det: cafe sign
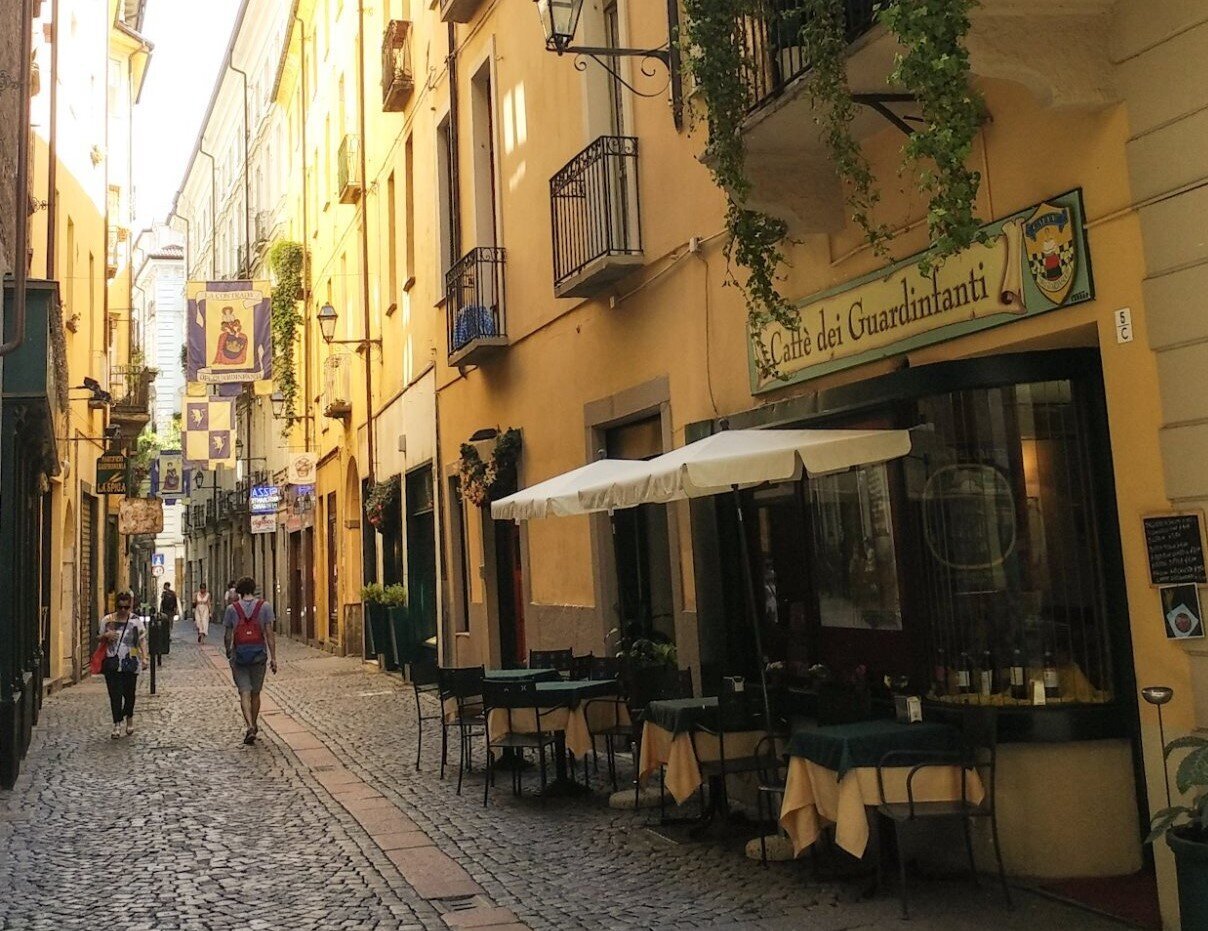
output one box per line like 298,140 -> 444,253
749,189 -> 1093,394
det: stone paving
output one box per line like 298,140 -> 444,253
0,620 -> 1127,931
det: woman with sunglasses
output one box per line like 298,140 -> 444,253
99,592 -> 148,738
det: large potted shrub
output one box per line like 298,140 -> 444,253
382,583 -> 407,671
1148,735 -> 1208,927
360,583 -> 389,664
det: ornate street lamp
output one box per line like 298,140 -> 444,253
316,302 -> 381,349
532,0 -> 683,128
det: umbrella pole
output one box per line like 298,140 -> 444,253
732,487 -> 774,733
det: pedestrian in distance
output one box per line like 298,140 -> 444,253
192,582 -> 212,644
98,591 -> 148,739
223,576 -> 277,746
224,580 -> 238,609
159,582 -> 178,620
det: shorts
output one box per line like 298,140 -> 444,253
230,658 -> 267,693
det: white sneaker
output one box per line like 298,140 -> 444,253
110,724 -> 121,739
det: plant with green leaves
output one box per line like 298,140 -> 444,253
269,240 -> 306,425
360,582 -> 387,605
607,625 -> 678,670
1147,735 -> 1208,843
381,584 -> 407,608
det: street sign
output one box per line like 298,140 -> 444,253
96,453 -> 127,495
151,553 -> 165,568
250,484 -> 280,514
152,565 -> 164,577
250,512 -> 277,534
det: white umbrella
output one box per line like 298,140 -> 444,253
576,428 -> 913,511
490,459 -> 651,521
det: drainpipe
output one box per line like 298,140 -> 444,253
1,0 -> 35,358
196,148 -> 218,278
356,0 -> 375,485
169,209 -> 191,281
44,0 -> 58,280
295,12 -> 311,454
227,54 -> 252,278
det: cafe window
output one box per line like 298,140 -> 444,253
912,380 -> 1113,706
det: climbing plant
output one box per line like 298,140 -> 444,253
458,428 -> 522,508
879,0 -> 986,270
269,240 -> 305,425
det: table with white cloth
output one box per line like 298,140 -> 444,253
778,719 -> 984,859
638,697 -> 768,805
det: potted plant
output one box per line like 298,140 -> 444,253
360,583 -> 389,662
608,624 -> 678,676
1148,735 -> 1208,927
365,476 -> 401,534
382,583 -> 407,671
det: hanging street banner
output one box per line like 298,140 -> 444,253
186,280 -> 272,385
250,484 -> 280,514
250,512 -> 278,535
749,189 -> 1094,394
287,452 -> 318,485
158,450 -> 184,501
183,397 -> 237,469
97,451 -> 128,495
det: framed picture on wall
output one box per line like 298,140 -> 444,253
1160,583 -> 1204,640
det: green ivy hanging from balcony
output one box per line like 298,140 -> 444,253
458,428 -> 521,508
269,240 -> 306,425
681,0 -> 985,373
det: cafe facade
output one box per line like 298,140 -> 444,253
431,3 -> 1197,925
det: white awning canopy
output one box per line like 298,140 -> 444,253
489,459 -> 651,521
576,428 -> 913,512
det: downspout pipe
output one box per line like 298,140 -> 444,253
227,54 -> 252,278
1,0 -> 35,357
356,0 -> 375,485
196,148 -> 218,278
293,12 -> 312,453
45,0 -> 59,280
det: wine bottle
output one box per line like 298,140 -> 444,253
1009,648 -> 1026,700
978,650 -> 994,697
1043,650 -> 1060,699
956,652 -> 973,694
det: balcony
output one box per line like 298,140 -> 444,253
254,209 -> 274,246
445,247 -> 507,367
323,353 -> 353,419
108,364 -> 155,428
550,136 -> 643,298
381,20 -> 414,112
439,0 -> 483,24
337,134 -> 362,204
732,0 -> 1116,234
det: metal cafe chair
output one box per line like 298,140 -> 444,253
874,705 -> 1012,919
436,665 -> 486,796
410,660 -> 442,772
589,655 -> 621,680
529,648 -> 574,674
585,663 -> 664,793
482,679 -> 568,806
568,653 -> 595,680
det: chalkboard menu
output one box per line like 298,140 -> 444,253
1143,512 -> 1207,585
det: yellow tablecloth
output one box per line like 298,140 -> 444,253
451,696 -> 629,759
638,722 -> 768,804
778,757 -> 985,859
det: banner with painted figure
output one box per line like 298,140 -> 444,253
183,397 -> 237,469
158,450 -> 184,501
186,280 -> 272,385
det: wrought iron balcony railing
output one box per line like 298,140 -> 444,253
323,352 -> 353,419
381,20 -> 414,111
550,135 -> 643,298
445,246 -> 507,366
337,134 -> 362,204
108,364 -> 154,423
736,0 -> 883,114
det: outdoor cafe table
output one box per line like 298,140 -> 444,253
778,719 -> 985,859
638,697 -> 768,804
442,667 -> 561,723
486,678 -> 620,759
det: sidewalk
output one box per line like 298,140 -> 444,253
0,619 -> 1128,931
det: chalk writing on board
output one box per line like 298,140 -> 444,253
1144,513 -> 1207,586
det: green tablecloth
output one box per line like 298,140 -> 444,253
531,678 -> 618,707
646,697 -> 718,736
483,668 -> 561,683
787,719 -> 960,778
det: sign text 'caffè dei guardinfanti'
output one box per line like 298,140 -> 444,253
749,189 -> 1095,394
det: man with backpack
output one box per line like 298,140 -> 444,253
222,576 -> 278,745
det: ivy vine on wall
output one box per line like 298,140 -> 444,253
458,428 -> 521,508
269,240 -> 305,425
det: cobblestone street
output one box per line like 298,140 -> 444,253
0,622 -> 1127,931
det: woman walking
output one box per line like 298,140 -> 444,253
193,582 -> 212,643
99,591 -> 148,738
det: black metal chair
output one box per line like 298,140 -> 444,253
529,648 -> 573,673
410,660 -> 441,772
754,733 -> 790,867
568,653 -> 595,680
436,665 -> 486,795
874,706 -> 1012,919
585,663 -> 666,793
589,655 -> 621,680
482,679 -> 568,805
691,677 -> 785,823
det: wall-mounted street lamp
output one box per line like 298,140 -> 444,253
317,302 -> 382,349
270,390 -> 315,422
533,0 -> 683,129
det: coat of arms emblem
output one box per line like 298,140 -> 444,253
1023,202 -> 1077,305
